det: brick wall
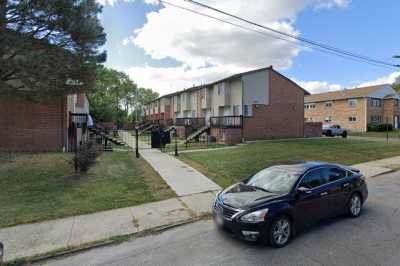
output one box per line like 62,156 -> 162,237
243,70 -> 305,140
381,99 -> 400,125
210,128 -> 243,145
304,122 -> 322,138
305,98 -> 367,132
0,95 -> 67,152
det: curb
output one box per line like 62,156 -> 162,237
3,215 -> 211,266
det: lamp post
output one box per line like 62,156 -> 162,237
135,126 -> 140,159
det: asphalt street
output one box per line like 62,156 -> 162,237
38,171 -> 400,266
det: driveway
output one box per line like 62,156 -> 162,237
38,171 -> 400,266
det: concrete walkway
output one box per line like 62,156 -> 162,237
0,192 -> 217,262
349,135 -> 400,143
353,156 -> 400,178
119,131 -> 221,196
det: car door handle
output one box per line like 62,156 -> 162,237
343,183 -> 350,188
320,192 -> 328,196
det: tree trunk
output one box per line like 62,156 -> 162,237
0,0 -> 6,30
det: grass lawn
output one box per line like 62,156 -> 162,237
350,131 -> 400,139
162,142 -> 226,153
0,151 -> 175,228
180,138 -> 400,188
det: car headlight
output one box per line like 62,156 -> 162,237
240,208 -> 269,223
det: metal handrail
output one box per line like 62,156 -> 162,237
210,116 -> 243,128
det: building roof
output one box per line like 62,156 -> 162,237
148,66 -> 308,104
304,84 -> 389,103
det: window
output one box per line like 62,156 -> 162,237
191,111 -> 196,118
325,101 -> 333,108
324,116 -> 332,122
246,166 -> 302,194
218,83 -> 225,95
371,99 -> 382,107
348,99 -> 357,107
244,105 -> 252,117
371,115 -> 381,123
305,117 -> 313,122
324,168 -> 347,183
304,104 -> 316,109
233,105 -> 240,116
349,116 -> 357,122
300,169 -> 328,189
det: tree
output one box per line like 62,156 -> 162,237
393,83 -> 400,94
88,66 -> 159,125
0,0 -> 106,97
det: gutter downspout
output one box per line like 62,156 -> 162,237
241,77 -> 245,143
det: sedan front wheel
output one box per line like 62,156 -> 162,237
268,215 -> 292,248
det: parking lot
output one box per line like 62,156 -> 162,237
40,171 -> 400,266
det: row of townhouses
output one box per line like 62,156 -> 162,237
304,84 -> 400,132
144,66 -> 311,145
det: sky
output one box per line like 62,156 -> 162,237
97,0 -> 400,96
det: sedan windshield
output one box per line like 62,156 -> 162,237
246,166 -> 302,194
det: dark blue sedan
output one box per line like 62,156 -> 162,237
213,161 -> 368,248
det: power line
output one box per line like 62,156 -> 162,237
160,0 -> 397,70
182,0 -> 399,70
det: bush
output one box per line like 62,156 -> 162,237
367,123 -> 393,132
73,141 -> 101,173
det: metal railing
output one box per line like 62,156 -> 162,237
175,117 -> 206,128
210,116 -> 243,128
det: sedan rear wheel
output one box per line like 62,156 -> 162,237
269,216 -> 291,248
348,193 -> 362,217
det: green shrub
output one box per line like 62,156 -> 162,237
73,141 -> 101,173
367,123 -> 393,132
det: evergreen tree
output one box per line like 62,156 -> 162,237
0,0 -> 106,97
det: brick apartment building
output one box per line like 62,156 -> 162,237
144,66 -> 310,144
0,93 -> 90,152
304,84 -> 400,132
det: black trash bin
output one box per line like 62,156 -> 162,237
151,130 -> 162,148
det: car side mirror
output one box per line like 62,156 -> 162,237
297,186 -> 312,194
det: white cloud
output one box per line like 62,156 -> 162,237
122,38 -> 130,46
120,0 -> 350,94
125,64 -> 247,94
358,72 -> 400,87
294,71 -> 400,95
295,80 -> 342,94
315,0 -> 351,9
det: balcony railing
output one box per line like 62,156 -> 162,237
175,117 -> 206,128
210,116 -> 243,128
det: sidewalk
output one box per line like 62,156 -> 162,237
349,136 -> 400,143
0,191 -> 217,262
353,156 -> 400,178
119,131 -> 221,196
